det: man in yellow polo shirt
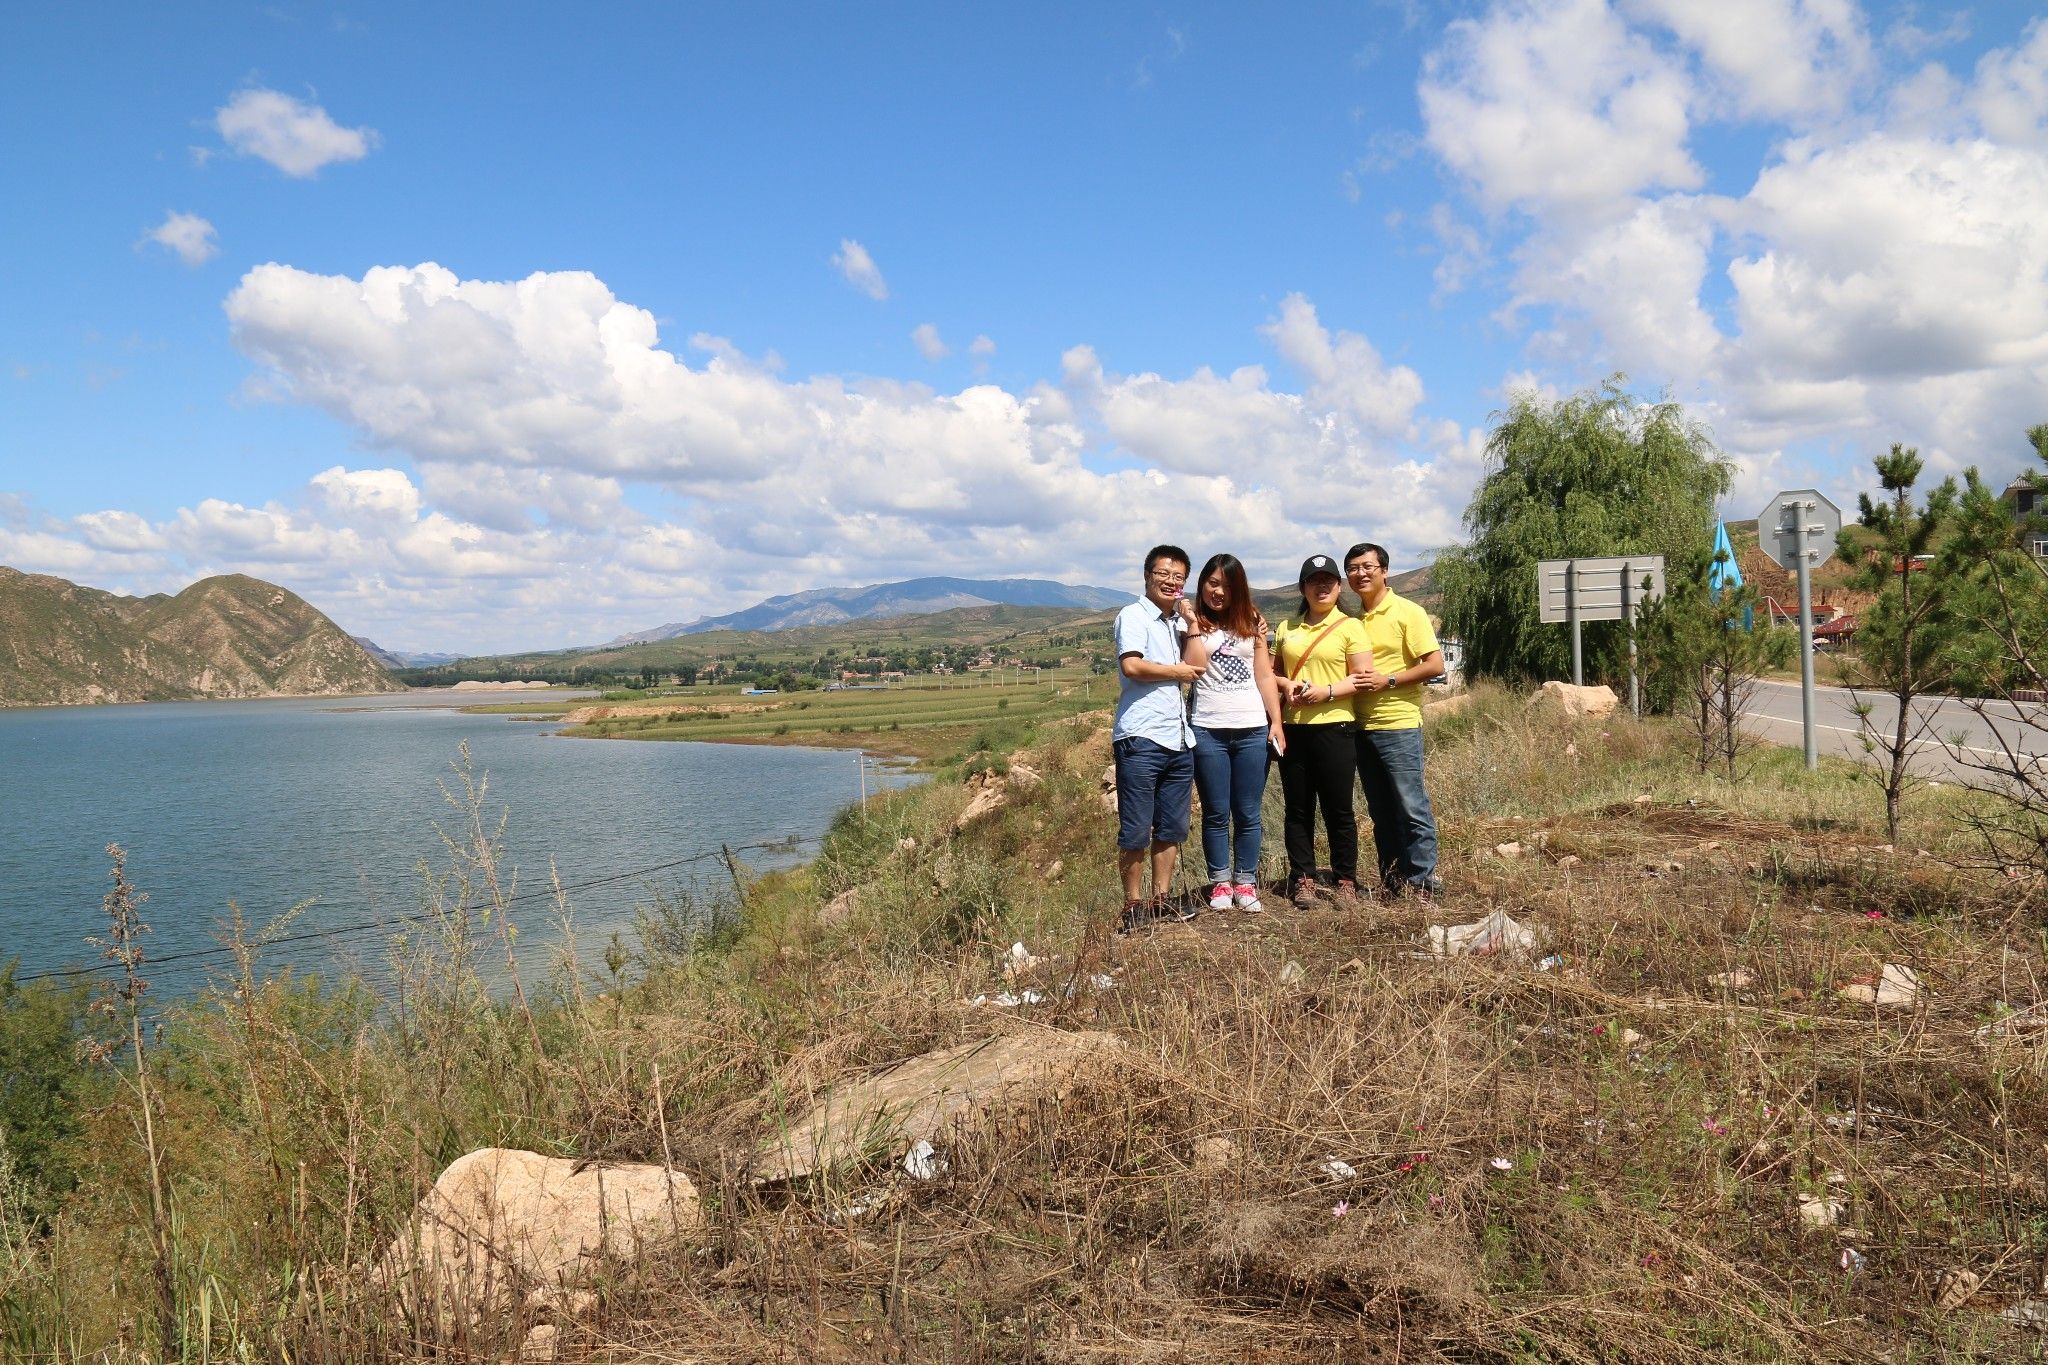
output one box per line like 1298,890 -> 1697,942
1344,542 -> 1445,898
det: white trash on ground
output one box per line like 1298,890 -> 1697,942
1319,1157 -> 1358,1180
1796,1193 -> 1843,1230
1423,910 -> 1539,960
2003,1300 -> 2048,1331
967,989 -> 1046,1008
903,1140 -> 949,1181
1838,963 -> 1922,1007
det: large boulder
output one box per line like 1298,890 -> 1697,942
379,1148 -> 698,1311
750,1030 -> 1127,1183
1529,681 -> 1618,719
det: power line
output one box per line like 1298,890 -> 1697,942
9,835 -> 822,989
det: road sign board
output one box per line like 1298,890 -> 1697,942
1536,556 -> 1667,624
1758,488 -> 1842,771
1756,489 -> 1841,571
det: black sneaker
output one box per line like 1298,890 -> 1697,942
1118,898 -> 1172,933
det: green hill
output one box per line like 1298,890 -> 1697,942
0,567 -> 395,706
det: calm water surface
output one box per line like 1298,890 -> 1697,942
0,691 -> 916,997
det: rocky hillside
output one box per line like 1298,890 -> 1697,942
0,567 -> 394,706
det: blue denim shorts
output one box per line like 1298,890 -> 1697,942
1114,735 -> 1195,850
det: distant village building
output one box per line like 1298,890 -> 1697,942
2001,478 -> 2048,558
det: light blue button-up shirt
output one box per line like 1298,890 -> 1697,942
1112,597 -> 1193,750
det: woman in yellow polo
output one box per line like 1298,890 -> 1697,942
1271,554 -> 1373,908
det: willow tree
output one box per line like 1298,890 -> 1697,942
1437,377 -> 1731,690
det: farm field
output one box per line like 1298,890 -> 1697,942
539,671 -> 1109,765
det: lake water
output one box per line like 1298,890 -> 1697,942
0,691 -> 917,999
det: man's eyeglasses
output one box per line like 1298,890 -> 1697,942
1148,569 -> 1187,585
1346,563 -> 1384,575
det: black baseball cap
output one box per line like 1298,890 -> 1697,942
1297,554 -> 1340,586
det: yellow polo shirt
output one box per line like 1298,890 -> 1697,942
1273,613 -> 1370,724
1354,591 -> 1440,731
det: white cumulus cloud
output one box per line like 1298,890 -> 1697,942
142,211 -> 219,267
1420,0 -> 1700,213
215,87 -> 376,177
830,238 -> 889,300
911,322 -> 950,360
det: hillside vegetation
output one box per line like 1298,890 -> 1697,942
6,681 -> 2046,1361
0,567 -> 393,706
412,563 -> 1438,687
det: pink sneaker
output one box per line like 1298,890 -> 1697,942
1234,882 -> 1263,913
1208,882 -> 1235,911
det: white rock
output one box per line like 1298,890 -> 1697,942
1530,681 -> 1619,719
1796,1193 -> 1843,1229
1935,1267 -> 1981,1311
379,1149 -> 698,1313
749,1031 -> 1126,1183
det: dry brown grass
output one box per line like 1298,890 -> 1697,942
10,685 -> 2048,1361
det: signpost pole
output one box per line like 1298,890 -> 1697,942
1788,499 -> 1819,770
1567,561 -> 1583,686
1624,564 -> 1639,717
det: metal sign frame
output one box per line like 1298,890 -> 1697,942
1757,488 -> 1843,770
1537,556 -> 1667,624
1759,488 -> 1841,572
1534,555 -> 1667,713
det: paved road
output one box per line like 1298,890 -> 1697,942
1743,679 -> 2048,782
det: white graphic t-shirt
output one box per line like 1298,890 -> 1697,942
1190,629 -> 1267,729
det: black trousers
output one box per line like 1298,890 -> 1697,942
1279,721 -> 1357,883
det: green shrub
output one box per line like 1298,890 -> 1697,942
0,962 -> 94,1216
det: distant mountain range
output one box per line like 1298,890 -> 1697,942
351,638 -> 465,670
0,568 -> 394,707
600,576 -> 1129,647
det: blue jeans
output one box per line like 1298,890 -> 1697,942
1113,736 -> 1194,850
1192,725 -> 1268,881
1355,726 -> 1439,893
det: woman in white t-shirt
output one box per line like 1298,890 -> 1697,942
1180,553 -> 1286,912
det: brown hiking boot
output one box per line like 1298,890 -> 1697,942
1289,876 -> 1319,910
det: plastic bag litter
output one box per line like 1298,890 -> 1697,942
1003,942 -> 1042,980
1422,910 -> 1539,960
1319,1157 -> 1358,1180
2002,1299 -> 2048,1331
1977,1001 -> 2048,1038
1279,960 -> 1305,985
967,989 -> 1046,1008
903,1140 -> 948,1181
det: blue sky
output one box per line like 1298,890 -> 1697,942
4,2 -> 2046,652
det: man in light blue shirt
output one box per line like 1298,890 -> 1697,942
1113,543 -> 1201,929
